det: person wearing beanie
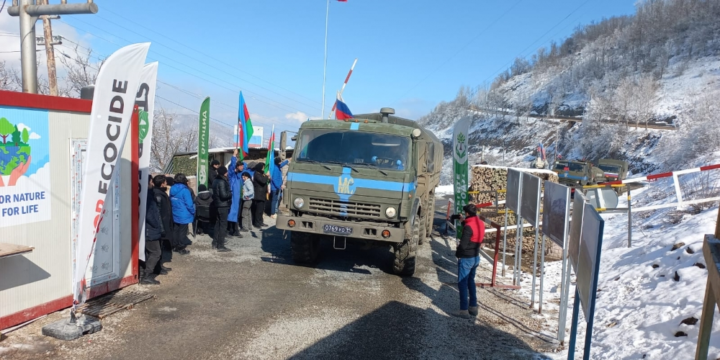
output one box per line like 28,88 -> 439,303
209,159 -> 220,187
251,163 -> 269,229
453,203 -> 484,319
211,165 -> 232,252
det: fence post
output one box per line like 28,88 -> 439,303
627,188 -> 632,248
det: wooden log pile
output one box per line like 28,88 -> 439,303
470,165 -> 563,261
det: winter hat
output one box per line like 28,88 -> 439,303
217,166 -> 228,176
198,184 -> 208,192
254,163 -> 265,172
463,204 -> 477,216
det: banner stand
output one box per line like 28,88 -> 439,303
478,215 -> 520,290
502,209 -> 509,277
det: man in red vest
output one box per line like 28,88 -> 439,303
453,203 -> 485,318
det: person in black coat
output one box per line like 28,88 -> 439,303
208,159 -> 220,187
211,166 -> 232,252
152,175 -> 174,270
252,163 -> 269,229
194,184 -> 213,236
143,175 -> 162,285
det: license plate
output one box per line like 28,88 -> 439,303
323,224 -> 352,235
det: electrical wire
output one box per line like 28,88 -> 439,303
59,16 -> 319,114
100,7 -> 322,108
395,0 -> 524,102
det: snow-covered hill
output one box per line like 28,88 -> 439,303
423,1 -> 720,358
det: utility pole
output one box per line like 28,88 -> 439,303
321,0 -> 329,119
8,0 -> 98,94
40,0 -> 58,95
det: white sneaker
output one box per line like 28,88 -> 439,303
271,214 -> 277,219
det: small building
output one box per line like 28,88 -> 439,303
164,147 -> 294,176
0,90 -> 139,330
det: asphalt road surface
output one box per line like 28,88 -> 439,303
1,208 -> 558,360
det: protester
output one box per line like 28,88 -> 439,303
452,203 -> 484,318
211,166 -> 232,252
169,173 -> 195,255
228,149 -> 249,237
142,175 -> 162,285
269,157 -> 289,219
194,184 -> 213,236
208,159 -> 220,186
252,163 -> 269,229
152,175 -> 174,271
241,172 -> 254,232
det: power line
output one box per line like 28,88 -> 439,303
479,0 -> 593,86
53,47 -> 237,129
100,7 -> 322,108
60,16 -> 319,113
57,19 -> 311,115
395,0 -> 524,101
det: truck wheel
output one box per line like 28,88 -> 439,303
418,210 -> 427,246
426,196 -> 436,238
393,219 -> 419,276
291,231 -> 320,264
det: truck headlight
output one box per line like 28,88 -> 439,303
385,207 -> 396,218
294,197 -> 304,209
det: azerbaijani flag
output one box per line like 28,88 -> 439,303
264,125 -> 275,174
237,92 -> 254,160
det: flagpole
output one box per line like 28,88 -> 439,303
321,0 -> 329,119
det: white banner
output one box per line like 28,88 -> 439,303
136,62 -> 158,262
73,43 -> 150,305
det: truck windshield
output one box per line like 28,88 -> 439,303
598,164 -> 621,173
296,129 -> 411,170
555,162 -> 584,171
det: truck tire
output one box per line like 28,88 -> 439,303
393,219 -> 419,276
426,196 -> 436,238
418,209 -> 427,246
291,231 -> 320,264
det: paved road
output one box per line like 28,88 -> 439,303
1,210 -> 557,360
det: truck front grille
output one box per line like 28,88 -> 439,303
308,198 -> 382,218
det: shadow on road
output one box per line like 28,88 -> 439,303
290,300 -> 551,360
259,226 -> 396,275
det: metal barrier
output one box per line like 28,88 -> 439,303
477,215 -> 520,290
695,215 -> 720,359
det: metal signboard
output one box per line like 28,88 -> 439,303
507,169 -> 522,213
521,172 -> 541,225
568,191 -> 586,273
576,203 -> 605,320
586,188 -> 618,209
542,181 -> 571,248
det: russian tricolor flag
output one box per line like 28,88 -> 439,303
335,97 -> 353,120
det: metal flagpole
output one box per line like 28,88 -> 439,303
321,0 -> 330,119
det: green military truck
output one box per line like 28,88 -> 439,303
597,159 -> 629,194
553,160 -> 604,186
276,108 -> 443,276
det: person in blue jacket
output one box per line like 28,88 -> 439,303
228,149 -> 250,236
270,157 -> 289,218
169,173 -> 195,255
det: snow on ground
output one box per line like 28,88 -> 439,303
470,184 -> 720,359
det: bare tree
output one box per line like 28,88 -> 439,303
59,44 -> 103,98
0,61 -> 12,90
634,76 -> 658,130
150,108 -> 202,171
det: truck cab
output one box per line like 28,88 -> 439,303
553,160 -> 603,186
276,109 -> 442,276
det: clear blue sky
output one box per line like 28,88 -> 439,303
5,0 -> 637,138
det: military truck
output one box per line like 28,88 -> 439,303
553,160 -> 604,186
597,159 -> 629,194
276,108 -> 443,276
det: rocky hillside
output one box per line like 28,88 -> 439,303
420,0 -> 720,185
